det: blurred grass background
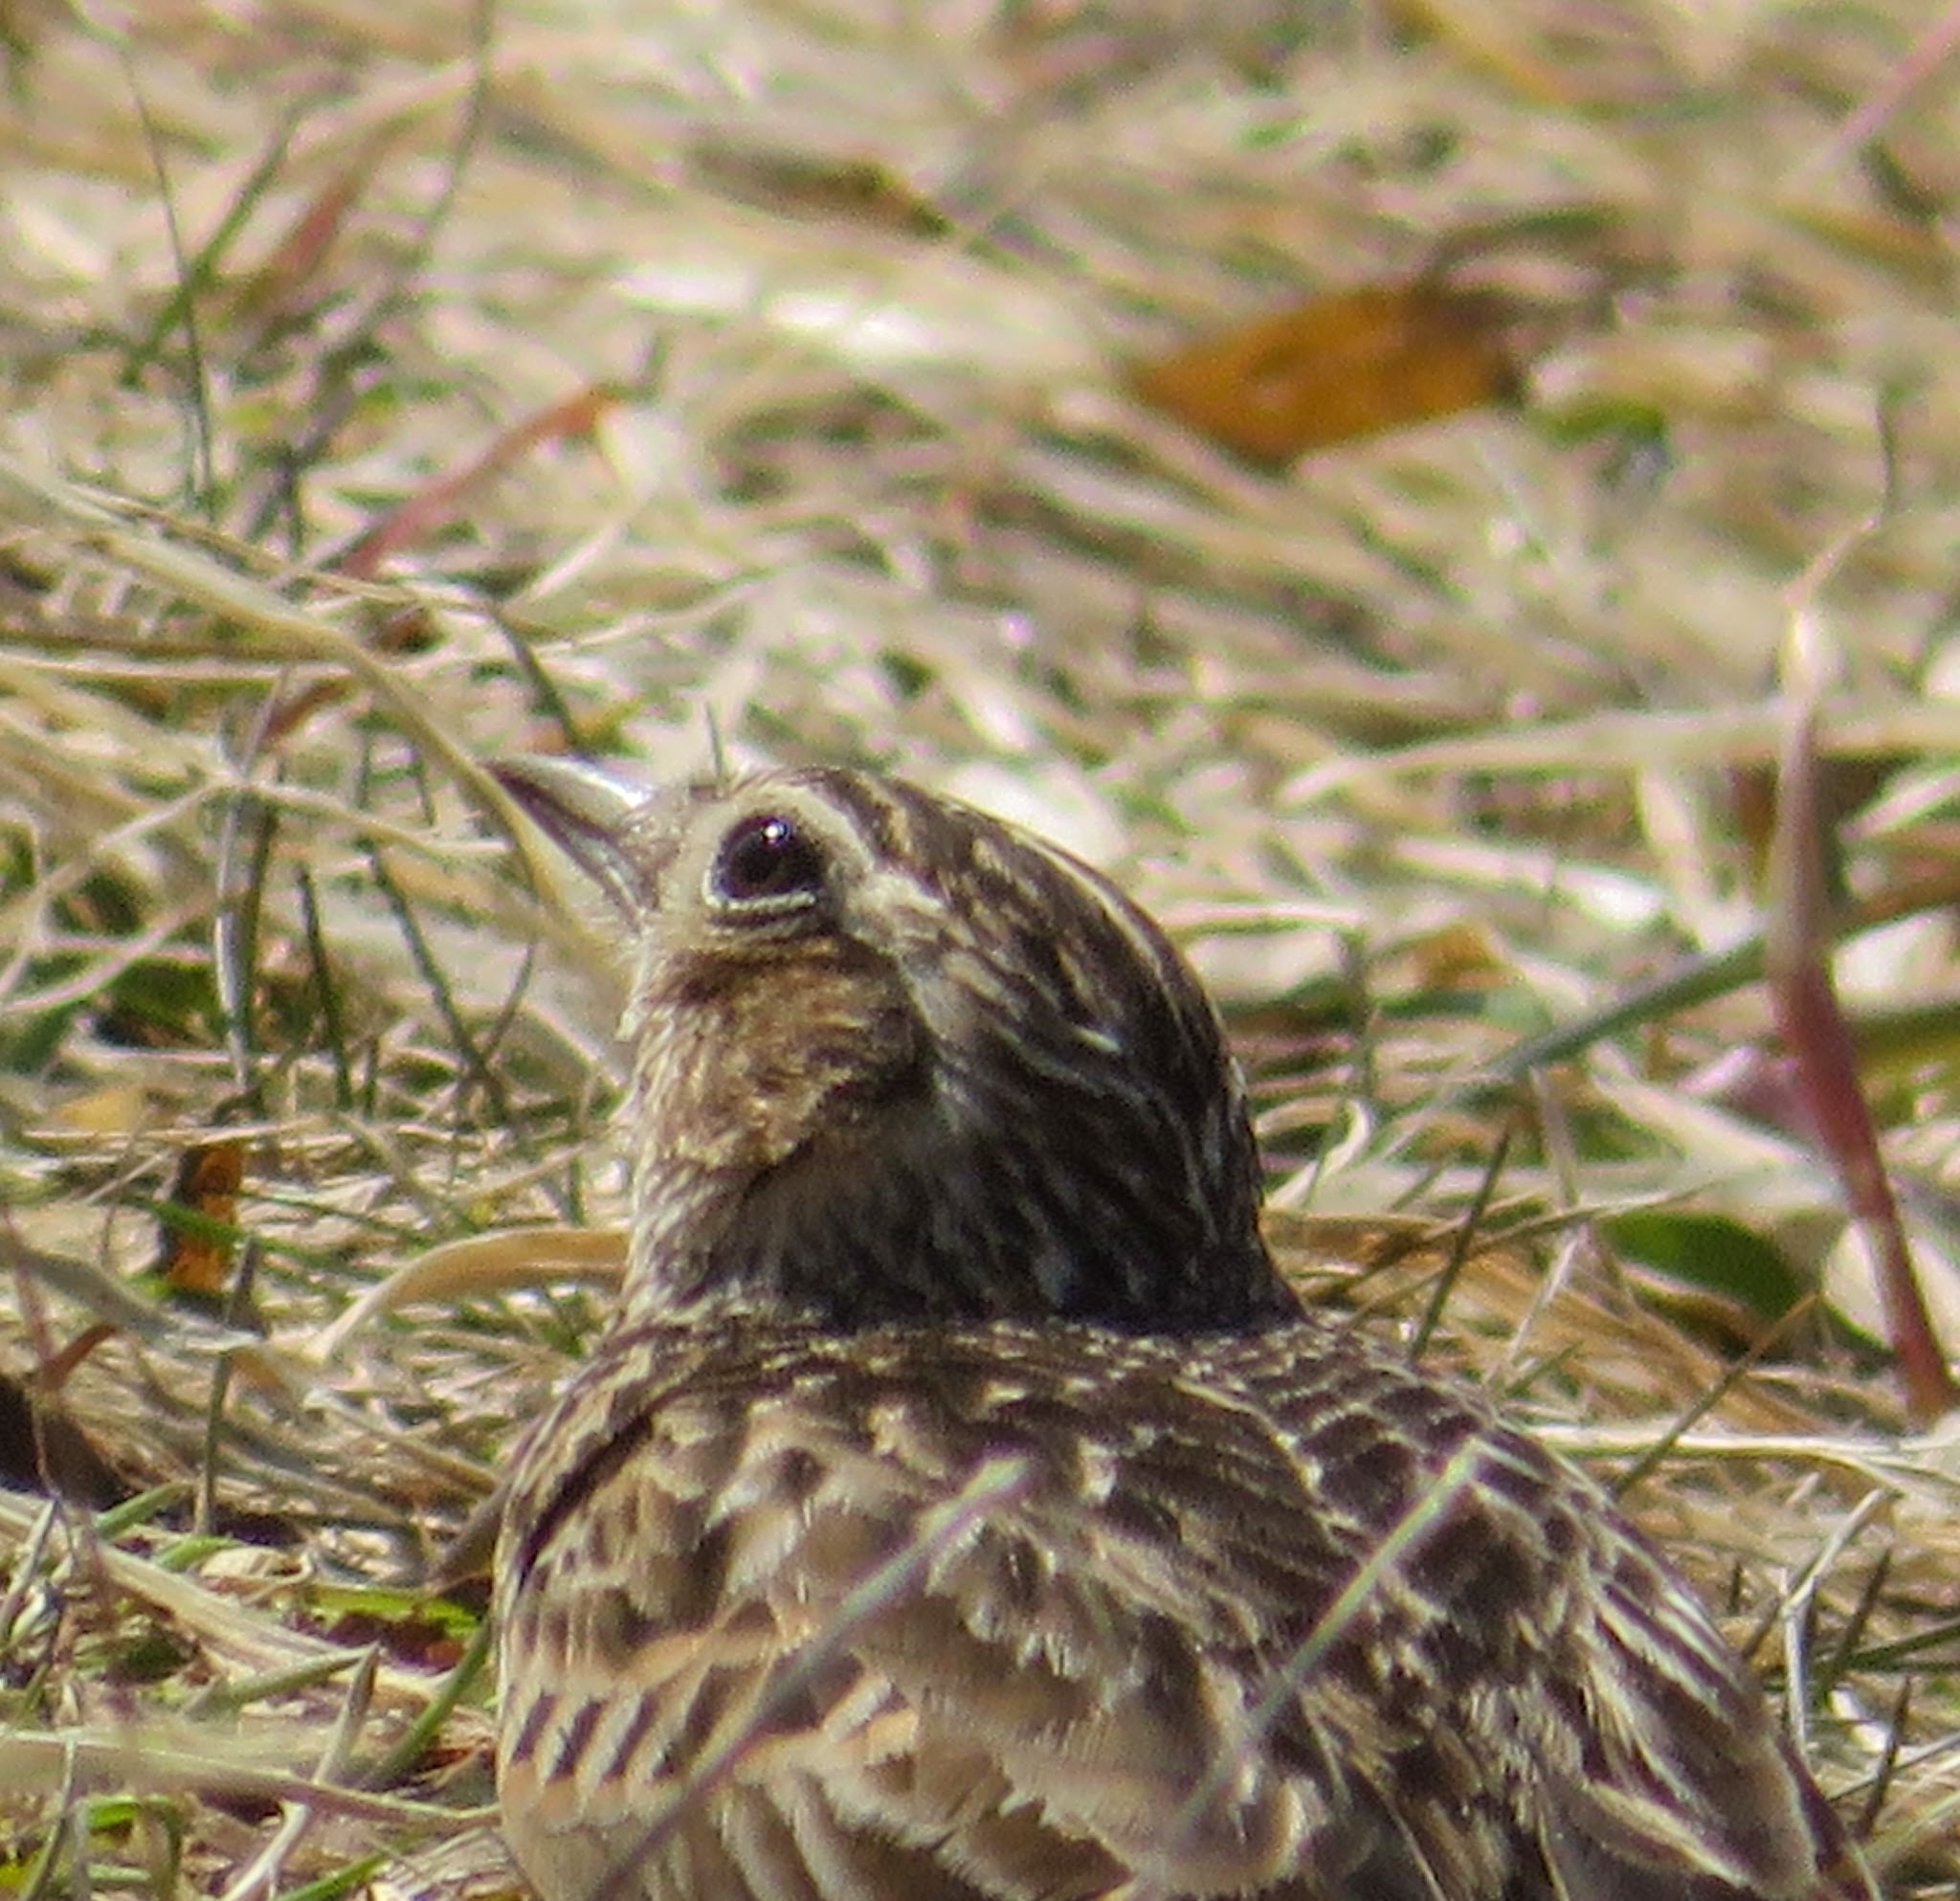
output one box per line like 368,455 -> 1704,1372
2,1 -> 1959,1893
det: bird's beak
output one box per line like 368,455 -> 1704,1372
492,754 -> 652,918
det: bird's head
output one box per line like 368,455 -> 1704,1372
495,758 -> 1289,1334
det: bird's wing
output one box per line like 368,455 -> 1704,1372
496,1319 -> 1873,1901
1223,1326 -> 1880,1901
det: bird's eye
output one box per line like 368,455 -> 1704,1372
707,813 -> 827,909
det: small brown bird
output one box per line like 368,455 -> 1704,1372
491,758 -> 1880,1901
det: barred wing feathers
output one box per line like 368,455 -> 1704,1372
496,1315 -> 1872,1901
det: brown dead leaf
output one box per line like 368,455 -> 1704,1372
1131,280 -> 1517,463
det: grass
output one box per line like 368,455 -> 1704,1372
3,0 -> 1959,1892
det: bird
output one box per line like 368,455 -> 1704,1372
488,755 -> 1881,1901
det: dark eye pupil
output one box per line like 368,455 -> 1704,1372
713,814 -> 824,906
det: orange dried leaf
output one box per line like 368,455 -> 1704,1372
1132,281 -> 1516,463
156,1138 -> 245,1297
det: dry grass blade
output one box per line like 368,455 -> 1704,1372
309,1226 -> 627,1360
1766,608 -> 1956,1421
0,1729 -> 487,1830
